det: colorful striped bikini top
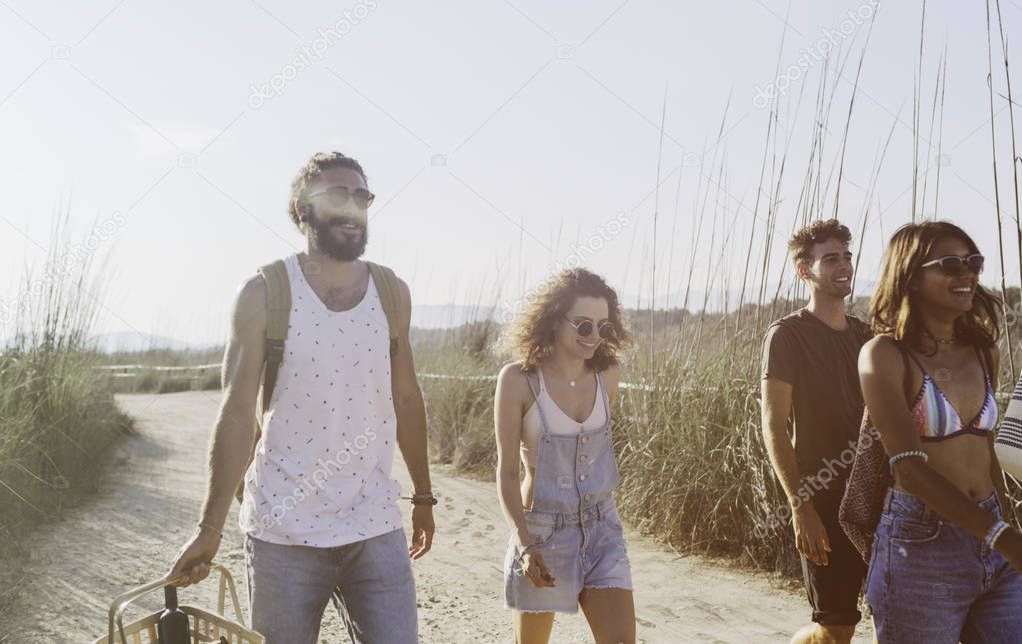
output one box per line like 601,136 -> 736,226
907,349 -> 999,442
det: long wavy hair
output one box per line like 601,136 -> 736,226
501,268 -> 632,373
870,221 -> 1001,355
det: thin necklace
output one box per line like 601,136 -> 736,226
925,329 -> 956,346
546,365 -> 581,387
920,334 -> 956,381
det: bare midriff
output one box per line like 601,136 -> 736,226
893,433 -> 995,502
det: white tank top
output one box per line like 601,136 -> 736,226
520,368 -> 607,468
239,254 -> 403,547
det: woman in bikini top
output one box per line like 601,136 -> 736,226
859,221 -> 1022,642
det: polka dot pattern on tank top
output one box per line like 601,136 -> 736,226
238,255 -> 403,548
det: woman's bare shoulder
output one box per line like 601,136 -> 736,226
858,335 -> 909,393
860,335 -> 904,366
602,363 -> 622,383
498,361 -> 531,392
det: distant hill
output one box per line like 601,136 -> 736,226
411,304 -> 498,329
619,278 -> 882,312
75,283 -> 1020,355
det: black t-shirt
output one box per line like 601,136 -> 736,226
761,308 -> 873,478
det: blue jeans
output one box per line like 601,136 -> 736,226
245,529 -> 417,644
866,488 -> 1022,643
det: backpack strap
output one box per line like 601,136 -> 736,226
365,261 -> 405,356
259,260 -> 291,413
236,259 -> 290,505
236,259 -> 401,506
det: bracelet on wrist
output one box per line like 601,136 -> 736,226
404,493 -> 438,506
511,544 -> 534,577
515,542 -> 536,562
198,521 -> 223,538
888,449 -> 928,469
986,520 -> 1011,550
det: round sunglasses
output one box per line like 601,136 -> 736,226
306,186 -> 376,210
563,316 -> 615,340
920,253 -> 985,277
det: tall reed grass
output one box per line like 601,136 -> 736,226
418,305 -> 803,573
0,215 -> 134,613
72,3 -> 1022,581
418,4 -> 1022,576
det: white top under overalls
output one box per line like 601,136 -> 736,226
238,254 -> 403,547
519,368 -> 608,469
503,367 -> 631,613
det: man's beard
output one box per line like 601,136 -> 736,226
309,214 -> 368,261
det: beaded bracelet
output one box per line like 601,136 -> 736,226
888,450 -> 928,468
400,493 -> 439,506
512,543 -> 537,576
516,542 -> 537,560
198,521 -> 223,538
986,520 -> 1011,550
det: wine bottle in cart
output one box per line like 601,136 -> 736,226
156,585 -> 190,643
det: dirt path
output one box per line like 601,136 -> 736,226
1,391 -> 873,642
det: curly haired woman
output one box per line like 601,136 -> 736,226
494,268 -> 636,644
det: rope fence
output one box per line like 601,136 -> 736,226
94,364 -> 1011,402
94,364 -> 658,391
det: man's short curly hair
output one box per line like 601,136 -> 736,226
788,218 -> 852,264
288,152 -> 368,229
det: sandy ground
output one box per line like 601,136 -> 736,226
0,391 -> 875,643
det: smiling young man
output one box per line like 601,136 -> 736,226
760,219 -> 873,644
170,152 -> 434,644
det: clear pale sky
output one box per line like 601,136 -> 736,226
1,0 -> 1020,347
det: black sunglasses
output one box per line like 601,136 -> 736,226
563,316 -> 614,340
306,186 -> 376,210
920,253 -> 985,277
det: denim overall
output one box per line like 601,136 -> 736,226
504,370 -> 633,614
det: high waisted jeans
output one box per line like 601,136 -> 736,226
866,488 -> 1022,643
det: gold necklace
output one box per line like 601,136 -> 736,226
934,338 -> 955,382
925,329 -> 957,346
